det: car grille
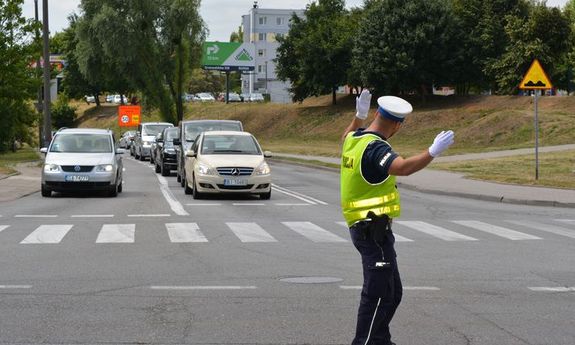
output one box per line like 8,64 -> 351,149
216,167 -> 254,176
61,165 -> 94,172
217,184 -> 254,190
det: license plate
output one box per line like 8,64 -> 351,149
224,179 -> 247,186
65,175 -> 89,182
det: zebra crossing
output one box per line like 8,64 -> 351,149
0,219 -> 573,245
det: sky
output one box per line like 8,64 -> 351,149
22,0 -> 570,42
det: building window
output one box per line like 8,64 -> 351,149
276,17 -> 285,25
259,16 -> 267,25
275,33 -> 284,40
258,49 -> 266,57
258,65 -> 265,73
258,33 -> 266,41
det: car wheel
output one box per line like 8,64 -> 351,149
118,181 -> 123,193
41,185 -> 51,197
161,164 -> 170,176
192,175 -> 203,200
109,184 -> 118,197
139,153 -> 145,161
184,175 -> 192,195
260,190 -> 271,200
176,172 -> 181,183
180,172 -> 186,187
150,155 -> 155,165
155,161 -> 161,173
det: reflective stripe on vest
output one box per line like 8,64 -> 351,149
340,132 -> 401,226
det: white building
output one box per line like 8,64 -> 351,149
241,3 -> 305,103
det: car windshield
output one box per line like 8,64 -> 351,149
184,122 -> 241,142
143,125 -> 171,136
201,135 -> 261,155
50,134 -> 112,153
165,128 -> 179,141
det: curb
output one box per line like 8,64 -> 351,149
0,171 -> 21,181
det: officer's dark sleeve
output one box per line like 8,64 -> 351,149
361,141 -> 399,184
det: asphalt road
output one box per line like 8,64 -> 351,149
0,155 -> 574,345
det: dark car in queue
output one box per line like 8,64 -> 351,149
174,120 -> 243,187
153,127 -> 180,176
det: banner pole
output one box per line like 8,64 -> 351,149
534,90 -> 539,180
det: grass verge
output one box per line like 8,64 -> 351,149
430,150 -> 575,189
0,146 -> 41,175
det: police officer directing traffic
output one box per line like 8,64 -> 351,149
341,89 -> 454,345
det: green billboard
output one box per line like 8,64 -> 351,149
201,42 -> 256,71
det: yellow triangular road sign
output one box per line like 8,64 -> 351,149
519,59 -> 552,90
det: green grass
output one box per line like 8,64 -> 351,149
0,146 -> 41,175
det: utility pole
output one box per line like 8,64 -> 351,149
34,0 -> 43,147
42,0 -> 52,145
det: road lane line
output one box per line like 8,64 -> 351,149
96,224 -> 135,243
166,223 -> 208,243
506,220 -> 575,239
396,221 -> 478,241
274,203 -> 310,206
529,287 -> 575,292
127,214 -> 171,217
185,203 -> 222,206
340,286 -> 439,291
0,225 -> 9,233
0,285 -> 32,289
271,184 -> 316,205
14,215 -> 57,218
282,222 -> 347,242
452,220 -> 541,240
232,203 -> 265,206
20,225 -> 73,244
71,215 -> 114,218
272,184 -> 329,205
156,174 -> 189,216
336,222 -> 413,242
226,222 -> 277,242
150,286 -> 257,290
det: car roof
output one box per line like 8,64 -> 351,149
56,128 -> 111,135
202,130 -> 252,137
141,122 -> 173,126
180,119 -> 242,125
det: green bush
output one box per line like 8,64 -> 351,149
51,94 -> 77,129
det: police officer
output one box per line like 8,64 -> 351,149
341,89 -> 454,345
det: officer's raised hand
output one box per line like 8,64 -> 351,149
428,130 -> 455,157
355,89 -> 372,120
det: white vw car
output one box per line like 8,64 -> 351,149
184,131 -> 272,199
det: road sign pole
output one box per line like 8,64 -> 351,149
225,71 -> 230,104
534,91 -> 539,180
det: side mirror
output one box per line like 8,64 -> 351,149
157,138 -> 164,143
173,138 -> 181,145
40,147 -> 48,154
185,150 -> 196,158
115,148 -> 126,154
264,151 -> 273,158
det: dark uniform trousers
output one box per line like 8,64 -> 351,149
349,218 -> 403,345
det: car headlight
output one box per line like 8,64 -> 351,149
43,164 -> 60,173
165,148 -> 176,154
143,141 -> 151,146
255,161 -> 271,175
95,164 -> 114,172
196,163 -> 216,175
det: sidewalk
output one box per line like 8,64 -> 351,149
273,144 -> 575,208
0,161 -> 42,202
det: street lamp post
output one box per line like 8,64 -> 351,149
41,0 -> 52,145
34,0 -> 43,147
265,60 -> 268,94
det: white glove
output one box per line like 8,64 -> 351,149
428,130 -> 454,157
355,89 -> 372,120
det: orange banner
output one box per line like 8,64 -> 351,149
118,105 -> 141,127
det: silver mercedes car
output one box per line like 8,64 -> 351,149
40,128 -> 124,197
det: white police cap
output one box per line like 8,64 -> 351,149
377,96 -> 413,123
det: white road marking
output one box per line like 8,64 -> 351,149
452,220 -> 541,240
156,174 -> 189,216
14,215 -> 57,218
96,224 -> 135,243
185,203 -> 222,206
340,286 -> 440,291
507,220 -> 575,239
21,225 -> 73,244
232,203 -> 265,206
282,222 -> 347,242
0,285 -> 32,289
71,215 -> 114,218
555,219 -> 575,223
150,286 -> 257,290
272,184 -> 329,205
0,225 -> 9,233
274,203 -> 310,206
127,214 -> 170,217
166,223 -> 207,243
529,287 -> 575,292
226,222 -> 277,242
336,221 -> 413,242
396,221 -> 478,241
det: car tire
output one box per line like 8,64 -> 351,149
161,164 -> 170,176
260,190 -> 271,200
109,185 -> 118,197
155,161 -> 161,173
118,181 -> 123,193
176,172 -> 181,183
184,175 -> 192,195
41,185 -> 51,197
192,175 -> 203,200
180,172 -> 186,187
139,153 -> 145,161
150,155 -> 155,165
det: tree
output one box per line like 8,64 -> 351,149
229,25 -> 244,43
0,0 -> 39,152
353,0 -> 459,97
276,0 -> 354,105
